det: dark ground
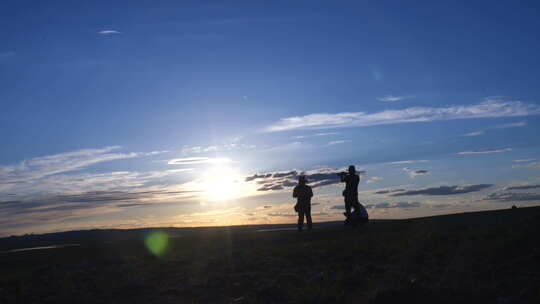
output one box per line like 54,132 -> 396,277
1,206 -> 540,303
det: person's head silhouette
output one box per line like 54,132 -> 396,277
348,165 -> 356,174
298,175 -> 307,185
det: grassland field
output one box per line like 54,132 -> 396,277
1,206 -> 539,303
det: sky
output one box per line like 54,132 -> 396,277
1,1 -> 540,236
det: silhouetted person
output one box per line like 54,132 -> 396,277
293,175 -> 313,231
339,165 -> 361,216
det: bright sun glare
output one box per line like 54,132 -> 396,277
199,165 -> 250,201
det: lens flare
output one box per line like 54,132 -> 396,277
144,231 -> 169,257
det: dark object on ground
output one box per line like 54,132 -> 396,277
344,210 -> 368,227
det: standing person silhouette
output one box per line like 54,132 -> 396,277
293,175 -> 313,231
340,165 -> 360,217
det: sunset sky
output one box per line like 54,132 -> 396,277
1,1 -> 540,236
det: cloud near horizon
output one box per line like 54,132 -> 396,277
245,167 -> 366,192
485,191 -> 540,202
365,202 -> 421,209
0,189 -> 201,232
381,184 -> 493,196
265,99 -> 540,132
331,201 -> 421,209
504,184 -> 540,190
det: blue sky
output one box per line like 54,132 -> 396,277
1,1 -> 540,236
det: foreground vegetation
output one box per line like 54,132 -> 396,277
1,206 -> 539,303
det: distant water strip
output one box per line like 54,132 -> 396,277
0,243 -> 80,254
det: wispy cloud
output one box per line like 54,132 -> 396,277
330,202 -> 421,209
513,159 -> 535,163
366,176 -> 383,184
494,121 -> 527,129
327,140 -> 351,146
457,148 -> 511,155
293,132 -> 339,139
389,184 -> 493,196
181,143 -> 255,155
377,95 -> 415,102
0,147 -> 172,201
462,120 -> 526,137
373,188 -> 406,195
485,192 -> 540,202
385,160 -> 429,165
504,184 -> 540,190
98,30 -> 121,35
365,202 -> 421,209
512,161 -> 540,168
0,188 -> 200,233
265,99 -> 540,132
167,157 -> 232,165
410,170 -> 429,178
463,131 -> 484,137
0,146 -> 154,185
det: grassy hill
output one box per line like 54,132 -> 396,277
1,206 -> 539,303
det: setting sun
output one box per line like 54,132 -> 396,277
198,165 -> 254,201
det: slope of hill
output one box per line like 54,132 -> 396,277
1,206 -> 539,303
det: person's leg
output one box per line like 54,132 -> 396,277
297,209 -> 305,231
306,205 -> 312,230
345,197 -> 352,216
352,195 -> 360,212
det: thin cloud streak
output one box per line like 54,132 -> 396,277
457,148 -> 511,155
494,121 -> 527,129
485,192 -> 540,202
365,202 -> 421,209
463,131 -> 484,137
463,120 -> 526,137
389,184 -> 493,196
327,140 -> 351,146
513,161 -> 540,168
377,95 -> 415,102
513,159 -> 535,163
0,146 -> 157,185
410,170 -> 429,178
98,30 -> 121,34
168,157 -> 232,165
265,99 -> 540,132
504,184 -> 540,190
293,132 -> 339,139
385,160 -> 429,165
